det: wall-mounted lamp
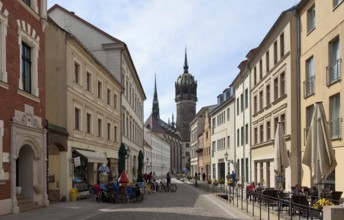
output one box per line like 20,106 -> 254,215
125,147 -> 131,159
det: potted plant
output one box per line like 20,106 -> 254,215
212,179 -> 218,186
218,178 -> 225,185
207,179 -> 212,184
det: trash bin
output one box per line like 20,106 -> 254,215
70,188 -> 78,201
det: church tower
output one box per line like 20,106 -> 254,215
152,75 -> 160,119
175,49 -> 197,142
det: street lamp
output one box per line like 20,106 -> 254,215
145,157 -> 151,172
125,147 -> 131,159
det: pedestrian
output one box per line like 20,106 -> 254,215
247,182 -> 255,200
230,171 -> 237,185
202,173 -> 206,181
143,172 -> 148,182
166,172 -> 171,189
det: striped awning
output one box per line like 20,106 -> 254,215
98,165 -> 110,173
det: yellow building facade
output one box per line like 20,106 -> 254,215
299,0 -> 344,193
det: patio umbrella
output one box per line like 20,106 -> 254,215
137,150 -> 143,182
274,122 -> 290,176
118,143 -> 127,175
302,102 -> 337,197
98,164 -> 110,173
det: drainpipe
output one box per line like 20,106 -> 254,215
295,8 -> 302,185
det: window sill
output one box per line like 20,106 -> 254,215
17,89 -> 40,102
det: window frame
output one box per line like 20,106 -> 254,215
0,11 -> 8,83
307,4 -> 316,33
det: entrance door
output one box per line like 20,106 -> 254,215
17,145 -> 34,199
218,162 -> 225,180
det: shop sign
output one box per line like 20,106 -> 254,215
74,156 -> 81,167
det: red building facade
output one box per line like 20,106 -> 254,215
0,0 -> 48,215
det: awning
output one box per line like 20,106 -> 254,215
74,149 -> 107,164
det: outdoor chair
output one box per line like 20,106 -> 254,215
330,191 -> 343,205
291,195 -> 308,216
276,192 -> 290,211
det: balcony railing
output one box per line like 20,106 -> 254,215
329,118 -> 343,140
326,58 -> 342,86
303,76 -> 315,98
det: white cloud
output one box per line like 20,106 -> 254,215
48,0 -> 299,122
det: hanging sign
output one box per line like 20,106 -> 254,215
74,157 -> 81,167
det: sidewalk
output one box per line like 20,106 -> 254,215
179,178 -> 291,220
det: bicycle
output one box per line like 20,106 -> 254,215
159,180 -> 177,192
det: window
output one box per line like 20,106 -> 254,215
327,37 -> 340,85
280,72 -> 285,96
245,89 -> 248,109
98,118 -> 102,137
86,113 -> 92,134
237,98 -> 240,115
307,5 -> 316,32
212,141 -> 216,157
245,124 -> 248,144
114,94 -> 118,109
280,33 -> 284,58
274,41 -> 278,65
107,123 -> 111,140
305,56 -> 314,96
254,96 -> 257,114
22,43 -> 32,93
237,128 -> 240,147
240,93 -> 244,112
86,72 -> 92,92
97,81 -> 102,99
260,124 -> 264,143
212,118 -> 216,134
274,77 -> 279,100
266,51 -> 270,73
266,121 -> 271,141
330,94 -> 341,138
333,0 -> 343,8
18,20 -> 39,96
0,11 -> 8,83
259,90 -> 264,111
74,62 -> 80,84
107,89 -> 111,105
254,67 -> 257,85
23,0 -> 31,6
259,60 -> 263,79
254,127 -> 258,145
305,105 -> 314,143
266,84 -> 271,106
241,126 -> 244,146
74,108 -> 80,130
227,136 -> 230,149
227,108 -> 230,121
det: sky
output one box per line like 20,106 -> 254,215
47,0 -> 300,123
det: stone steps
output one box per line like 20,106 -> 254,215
17,195 -> 42,213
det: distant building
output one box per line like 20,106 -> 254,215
175,50 -> 197,169
248,6 -> 298,189
210,87 -> 235,180
144,76 -> 181,175
190,105 -> 216,178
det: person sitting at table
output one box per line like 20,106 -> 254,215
247,182 -> 255,200
310,186 -> 318,203
277,187 -> 289,211
292,184 -> 303,196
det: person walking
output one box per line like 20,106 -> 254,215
166,172 -> 171,189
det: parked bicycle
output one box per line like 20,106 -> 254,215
159,180 -> 177,192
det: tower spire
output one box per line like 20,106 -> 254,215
183,47 -> 189,73
152,74 -> 160,118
